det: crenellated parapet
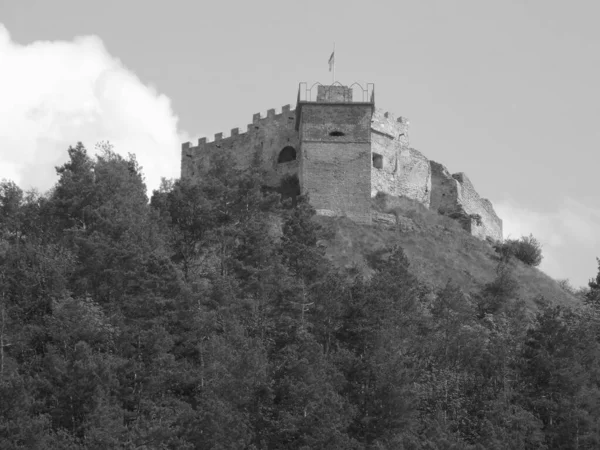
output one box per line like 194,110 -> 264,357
370,109 -> 410,148
181,104 -> 299,183
182,104 -> 294,149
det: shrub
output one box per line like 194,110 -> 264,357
556,278 -> 576,294
494,234 -> 543,267
469,213 -> 483,226
493,241 -> 513,263
512,234 -> 543,266
477,263 -> 520,316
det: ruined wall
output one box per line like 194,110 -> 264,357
430,161 -> 502,241
181,105 -> 299,187
370,110 -> 431,207
180,86 -> 503,241
370,108 -> 409,147
298,102 -> 373,224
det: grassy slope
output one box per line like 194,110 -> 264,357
316,197 -> 581,310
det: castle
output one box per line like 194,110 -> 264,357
181,83 -> 502,242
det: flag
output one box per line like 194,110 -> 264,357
328,51 -> 335,72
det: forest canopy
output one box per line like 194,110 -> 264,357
1,143 -> 600,449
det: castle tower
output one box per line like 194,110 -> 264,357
181,82 -> 502,242
296,84 -> 375,223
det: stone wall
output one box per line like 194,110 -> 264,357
429,161 -> 502,241
181,105 -> 299,187
180,87 -> 503,241
298,102 -> 373,224
370,109 -> 409,147
370,109 -> 431,207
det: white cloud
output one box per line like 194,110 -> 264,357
496,197 -> 600,289
0,24 -> 186,195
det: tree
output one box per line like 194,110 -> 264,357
50,143 -> 164,304
151,178 -> 218,282
585,258 -> 600,309
476,262 -> 520,317
337,246 -> 427,445
517,305 -> 600,449
0,180 -> 24,240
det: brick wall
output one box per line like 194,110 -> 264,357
301,142 -> 372,223
300,104 -> 372,141
316,85 -> 353,102
299,102 -> 373,224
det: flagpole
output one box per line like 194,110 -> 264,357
332,42 -> 336,83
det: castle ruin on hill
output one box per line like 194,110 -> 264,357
181,83 -> 503,242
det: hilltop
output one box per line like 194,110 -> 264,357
316,195 -> 580,311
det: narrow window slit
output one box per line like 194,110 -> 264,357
372,153 -> 383,169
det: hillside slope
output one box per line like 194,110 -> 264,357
316,196 -> 580,309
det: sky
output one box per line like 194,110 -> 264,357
0,0 -> 599,288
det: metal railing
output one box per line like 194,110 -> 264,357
297,81 -> 375,104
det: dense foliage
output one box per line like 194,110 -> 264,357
0,143 -> 598,449
494,234 -> 544,267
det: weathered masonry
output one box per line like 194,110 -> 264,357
429,162 -> 503,242
181,83 -> 502,241
296,85 -> 373,223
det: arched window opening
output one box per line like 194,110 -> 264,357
278,146 -> 296,163
329,130 -> 345,137
373,153 -> 383,169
